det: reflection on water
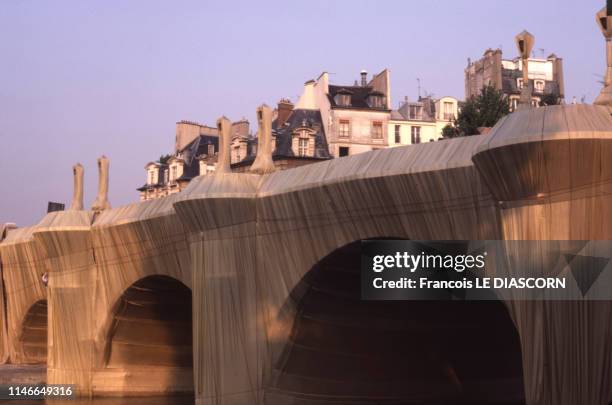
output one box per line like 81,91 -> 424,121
0,396 -> 194,405
0,365 -> 195,404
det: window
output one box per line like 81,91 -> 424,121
171,166 -> 177,181
207,144 -> 215,156
339,146 -> 350,157
408,105 -> 423,120
334,94 -> 351,107
298,138 -> 309,157
368,94 -> 384,108
443,102 -> 454,121
394,125 -> 401,144
372,121 -> 383,139
148,170 -> 155,185
411,126 -> 421,144
339,119 -> 350,137
164,170 -> 168,183
534,80 -> 545,93
517,78 -> 524,89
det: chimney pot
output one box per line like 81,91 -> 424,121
360,70 -> 367,86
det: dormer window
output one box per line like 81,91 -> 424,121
367,91 -> 385,108
334,89 -> 352,107
292,128 -> 316,157
517,78 -> 524,89
534,80 -> 545,93
408,105 -> 423,120
231,137 -> 248,163
168,158 -> 184,182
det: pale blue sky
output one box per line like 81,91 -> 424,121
0,0 -> 605,226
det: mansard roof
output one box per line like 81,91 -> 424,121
328,85 -> 389,111
273,108 -> 331,160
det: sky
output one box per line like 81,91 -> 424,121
0,0 -> 606,226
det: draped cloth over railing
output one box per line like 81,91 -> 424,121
0,104 -> 611,404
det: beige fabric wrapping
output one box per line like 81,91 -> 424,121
33,211 -> 94,394
0,223 -> 16,364
0,104 -> 610,404
473,105 -> 612,405
0,226 -> 47,364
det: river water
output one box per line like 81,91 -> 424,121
0,365 -> 195,404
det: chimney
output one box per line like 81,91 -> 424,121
360,70 -> 367,86
276,98 -> 294,128
231,118 -> 250,138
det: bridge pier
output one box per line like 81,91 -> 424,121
175,173 -> 264,404
33,211 -> 96,395
0,226 -> 47,365
472,105 -> 612,404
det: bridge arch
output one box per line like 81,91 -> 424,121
101,275 -> 193,394
19,299 -> 47,364
266,240 -> 525,404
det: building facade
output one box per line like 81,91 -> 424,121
465,48 -> 564,110
139,70 -> 458,200
138,121 -> 221,201
138,103 -> 332,201
294,70 -> 392,157
388,96 -> 459,146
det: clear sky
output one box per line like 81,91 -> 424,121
0,0 -> 606,226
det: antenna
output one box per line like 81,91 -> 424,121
417,78 -> 421,99
538,48 -> 546,57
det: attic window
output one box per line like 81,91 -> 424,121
334,90 -> 352,107
408,105 -> 423,120
367,93 -> 385,108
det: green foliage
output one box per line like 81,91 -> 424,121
539,93 -> 561,107
455,85 -> 510,137
441,124 -> 459,139
158,154 -> 172,164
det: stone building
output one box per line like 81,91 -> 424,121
138,104 -> 332,200
388,96 -> 459,145
138,121 -> 220,201
465,48 -> 564,110
294,69 -> 392,157
225,100 -> 331,173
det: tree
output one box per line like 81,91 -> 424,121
539,93 -> 561,107
453,85 -> 510,137
442,124 -> 459,139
